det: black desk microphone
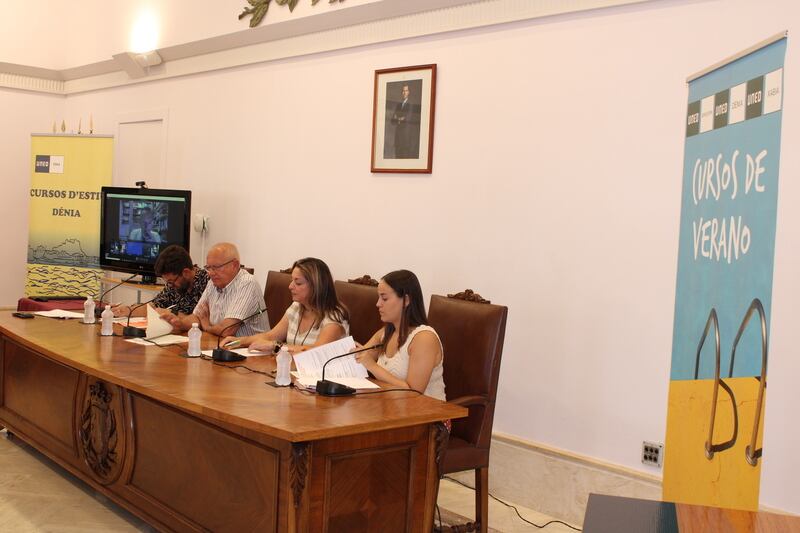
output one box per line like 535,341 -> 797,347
212,308 -> 266,362
122,297 -> 158,337
316,343 -> 383,397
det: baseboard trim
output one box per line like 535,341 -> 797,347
492,431 -> 661,485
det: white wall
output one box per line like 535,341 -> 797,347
0,90 -> 64,306
3,0 -> 798,514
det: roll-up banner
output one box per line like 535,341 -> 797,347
26,134 -> 114,298
663,34 -> 786,510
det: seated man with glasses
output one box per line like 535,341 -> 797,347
164,242 -> 268,337
112,245 -> 209,318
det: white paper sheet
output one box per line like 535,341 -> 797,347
113,317 -> 147,326
291,372 -> 379,390
125,334 -> 189,346
292,336 -> 368,379
145,305 -> 172,339
34,309 -> 85,319
200,347 -> 271,358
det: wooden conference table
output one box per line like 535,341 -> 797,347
0,312 -> 465,532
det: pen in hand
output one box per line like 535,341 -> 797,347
223,339 -> 241,348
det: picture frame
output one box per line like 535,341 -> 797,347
371,64 -> 437,173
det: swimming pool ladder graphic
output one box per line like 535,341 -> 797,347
694,299 -> 768,466
694,308 -> 738,460
729,299 -> 768,466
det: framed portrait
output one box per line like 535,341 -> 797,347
371,64 -> 437,173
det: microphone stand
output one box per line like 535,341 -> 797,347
317,344 -> 383,397
95,272 -> 139,317
212,308 -> 266,362
122,297 -> 158,337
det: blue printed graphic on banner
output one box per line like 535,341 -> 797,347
671,39 -> 786,381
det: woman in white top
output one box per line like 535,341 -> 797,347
355,270 -> 446,401
222,257 -> 349,353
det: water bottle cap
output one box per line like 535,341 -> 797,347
192,323 -> 199,328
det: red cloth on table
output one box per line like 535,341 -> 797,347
17,298 -> 86,312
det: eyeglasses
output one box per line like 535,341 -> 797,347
162,274 -> 180,287
204,259 -> 235,272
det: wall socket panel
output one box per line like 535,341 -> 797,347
642,441 -> 663,467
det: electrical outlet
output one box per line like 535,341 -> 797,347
642,441 -> 663,467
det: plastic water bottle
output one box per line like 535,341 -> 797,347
275,346 -> 292,386
100,306 -> 114,336
187,323 -> 202,357
83,296 -> 96,324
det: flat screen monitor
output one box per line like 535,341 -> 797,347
99,187 -> 191,283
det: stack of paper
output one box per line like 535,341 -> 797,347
126,335 -> 189,347
145,305 -> 172,339
113,317 -> 147,327
34,309 -> 85,319
125,305 -> 187,346
292,336 -> 379,390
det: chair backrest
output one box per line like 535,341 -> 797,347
428,290 -> 508,450
263,270 -> 293,328
334,276 -> 383,345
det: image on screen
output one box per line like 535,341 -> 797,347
102,194 -> 188,267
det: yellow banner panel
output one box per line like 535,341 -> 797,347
26,135 -> 113,297
663,377 -> 765,510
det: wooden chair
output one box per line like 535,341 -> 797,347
334,275 -> 383,345
263,269 -> 292,328
428,290 -> 508,533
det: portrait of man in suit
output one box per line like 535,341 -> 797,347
383,79 -> 422,159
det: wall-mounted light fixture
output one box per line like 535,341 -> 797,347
114,7 -> 161,79
112,50 -> 163,79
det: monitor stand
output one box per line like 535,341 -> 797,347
138,274 -> 157,285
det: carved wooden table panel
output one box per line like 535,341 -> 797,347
77,377 -> 128,485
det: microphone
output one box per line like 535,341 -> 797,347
122,296 -> 158,337
316,343 -> 383,397
212,308 -> 266,362
95,272 -> 139,317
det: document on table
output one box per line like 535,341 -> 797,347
200,347 -> 272,358
113,317 -> 147,327
145,305 -> 172,339
291,372 -> 379,390
126,334 -> 189,346
34,309 -> 85,319
292,336 -> 378,389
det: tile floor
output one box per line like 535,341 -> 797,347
436,474 -> 581,533
0,429 -> 580,532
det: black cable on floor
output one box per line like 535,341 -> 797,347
442,475 -> 582,531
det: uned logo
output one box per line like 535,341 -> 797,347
35,155 -> 50,173
34,155 -> 64,174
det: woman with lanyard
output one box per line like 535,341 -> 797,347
223,257 -> 349,353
